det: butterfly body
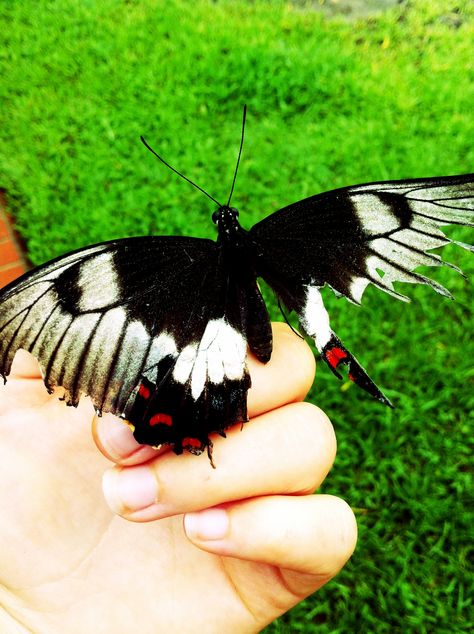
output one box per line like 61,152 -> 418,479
0,171 -> 473,460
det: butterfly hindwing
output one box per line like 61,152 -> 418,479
126,317 -> 252,455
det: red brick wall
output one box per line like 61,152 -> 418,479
0,194 -> 28,288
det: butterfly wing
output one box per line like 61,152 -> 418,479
249,174 -> 474,403
0,236 -> 258,455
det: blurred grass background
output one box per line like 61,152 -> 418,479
0,0 -> 472,631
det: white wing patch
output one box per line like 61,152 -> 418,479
172,343 -> 199,385
299,285 -> 332,351
142,332 -> 178,383
369,237 -> 443,270
352,193 -> 400,235
342,178 -> 474,303
172,318 -> 247,400
77,252 -> 121,311
349,277 -> 371,304
390,224 -> 448,251
106,318 -> 151,408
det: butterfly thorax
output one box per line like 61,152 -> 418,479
210,204 -> 272,363
213,205 -> 253,269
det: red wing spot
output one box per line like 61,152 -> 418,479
138,384 -> 151,400
326,347 -> 348,369
348,372 -> 355,382
182,437 -> 202,449
149,413 -> 173,427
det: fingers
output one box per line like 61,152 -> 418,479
101,402 -> 335,521
247,321 -> 315,415
0,351 -> 55,411
93,414 -> 161,466
185,494 -> 357,593
93,322 -> 315,466
98,321 -> 323,522
9,350 -> 42,379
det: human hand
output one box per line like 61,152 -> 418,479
0,322 -> 356,633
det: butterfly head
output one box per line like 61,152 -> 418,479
212,205 -> 240,235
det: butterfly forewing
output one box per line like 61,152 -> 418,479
0,236 -> 256,455
250,174 -> 474,305
250,174 -> 473,403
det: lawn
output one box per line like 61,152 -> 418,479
1,0 -> 473,631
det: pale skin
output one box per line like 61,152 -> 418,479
0,323 -> 357,633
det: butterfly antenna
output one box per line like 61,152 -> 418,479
227,104 -> 247,207
140,136 -> 223,208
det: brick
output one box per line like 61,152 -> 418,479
0,218 -> 8,239
0,264 -> 26,288
0,240 -> 21,267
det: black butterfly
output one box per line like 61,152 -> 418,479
1,109 -> 473,463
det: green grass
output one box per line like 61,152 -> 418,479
1,0 -> 473,631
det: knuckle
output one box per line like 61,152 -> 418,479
303,495 -> 358,578
289,402 -> 337,492
325,495 -> 358,572
276,323 -> 316,400
296,402 -> 336,459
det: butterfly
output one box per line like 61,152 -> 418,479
0,108 -> 473,464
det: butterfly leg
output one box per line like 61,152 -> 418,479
299,285 -> 393,407
206,441 -> 216,469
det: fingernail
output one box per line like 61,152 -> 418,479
102,466 -> 158,514
184,508 -> 229,541
100,416 -> 143,460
